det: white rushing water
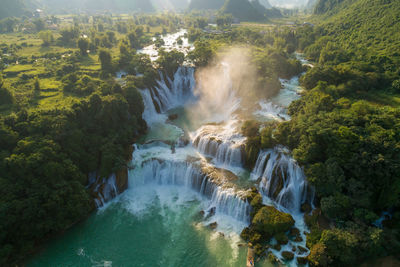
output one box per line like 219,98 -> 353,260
126,142 -> 252,233
251,146 -> 314,214
151,67 -> 196,113
93,174 -> 119,208
114,30 -> 314,265
191,120 -> 246,168
138,29 -> 193,61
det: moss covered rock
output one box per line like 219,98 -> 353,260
253,243 -> 265,257
275,232 -> 289,245
298,246 -> 308,253
272,244 -> 281,251
297,256 -> 308,265
282,251 -> 294,260
252,206 -> 295,237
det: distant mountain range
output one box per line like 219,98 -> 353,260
0,0 -> 279,22
305,0 -> 318,11
0,0 -> 35,19
188,0 -> 226,10
268,0 -> 308,8
221,0 -> 268,21
188,0 -> 279,21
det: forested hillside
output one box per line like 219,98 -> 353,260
314,0 -> 400,61
0,14 -> 187,264
221,0 -> 266,21
257,0 -> 272,8
0,0 -> 399,266
257,0 -> 400,265
0,0 -> 36,19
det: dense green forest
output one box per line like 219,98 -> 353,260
189,0 -> 400,265
244,0 -> 400,265
0,13 -> 189,264
0,0 -> 400,266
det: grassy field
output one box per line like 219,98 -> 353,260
0,14 -> 173,115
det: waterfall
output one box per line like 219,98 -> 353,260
141,88 -> 164,125
254,100 -> 290,121
191,121 -> 246,167
193,135 -> 243,167
251,146 -> 314,213
131,158 -> 251,223
149,66 -> 195,113
93,174 -> 119,208
139,66 -> 195,125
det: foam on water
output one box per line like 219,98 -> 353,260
30,44 -> 315,266
251,146 -> 314,213
191,120 -> 246,168
138,29 -> 193,61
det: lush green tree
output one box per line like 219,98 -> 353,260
188,40 -> 214,67
156,49 -> 184,78
33,18 -> 46,32
59,27 -> 80,46
38,30 -> 54,46
98,49 -> 113,74
77,38 -> 90,56
0,78 -> 14,105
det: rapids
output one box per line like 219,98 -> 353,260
29,32 -> 313,267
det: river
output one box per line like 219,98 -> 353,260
28,30 -> 312,267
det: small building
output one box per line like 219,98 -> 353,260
34,9 -> 44,18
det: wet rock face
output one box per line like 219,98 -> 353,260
298,246 -> 308,254
301,203 -> 312,214
297,256 -> 308,265
252,146 -> 315,213
282,251 -> 294,260
168,113 -> 178,121
116,168 -> 128,193
207,207 -> 216,218
89,174 -> 119,208
208,222 -> 218,230
88,167 -> 129,208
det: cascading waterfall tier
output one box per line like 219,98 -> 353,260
252,146 -> 314,213
89,174 -> 119,208
140,66 -> 195,125
150,67 -> 195,112
130,157 -> 251,223
191,120 -> 246,167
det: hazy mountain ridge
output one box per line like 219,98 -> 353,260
221,0 -> 266,21
306,0 -> 318,10
188,0 -> 226,10
0,0 -> 278,20
0,0 -> 156,16
314,0 -> 347,14
0,0 -> 38,19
